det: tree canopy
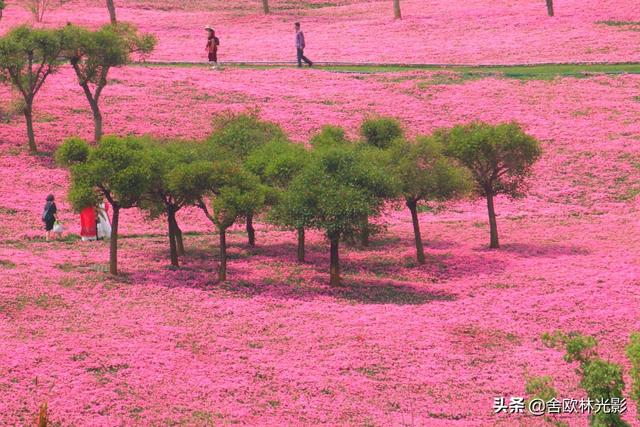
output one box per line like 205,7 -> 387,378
0,26 -> 64,152
437,122 -> 542,248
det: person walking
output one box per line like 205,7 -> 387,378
204,26 -> 220,69
295,22 -> 313,68
42,194 -> 58,241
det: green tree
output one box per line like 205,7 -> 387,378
56,135 -> 151,275
207,111 -> 286,246
247,139 -> 309,261
280,140 -> 395,285
391,136 -> 470,264
0,1 -> 5,21
356,117 -> 404,246
438,122 -> 541,248
168,154 -> 265,282
141,139 -> 202,267
0,26 -> 64,152
62,23 -> 156,142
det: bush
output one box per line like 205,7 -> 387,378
55,137 -> 90,165
542,331 -> 629,427
360,116 -> 403,149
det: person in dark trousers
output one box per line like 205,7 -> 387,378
204,25 -> 220,69
42,194 -> 57,241
295,22 -> 313,67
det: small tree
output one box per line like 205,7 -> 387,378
141,139 -> 201,267
281,140 -> 395,285
546,0 -> 554,16
56,136 -> 151,275
357,116 -> 404,246
19,0 -> 69,22
207,111 -> 286,246
171,160 -> 265,282
246,139 -> 309,261
0,26 -> 64,153
0,0 -> 5,21
393,0 -> 401,19
262,0 -> 269,14
63,23 -> 156,142
391,136 -> 470,264
106,0 -> 117,24
438,122 -> 541,249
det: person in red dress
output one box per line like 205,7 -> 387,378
80,206 -> 97,241
204,26 -> 220,69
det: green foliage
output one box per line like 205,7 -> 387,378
309,125 -> 349,148
58,135 -> 152,211
626,333 -> 640,420
542,331 -> 629,427
525,375 -> 557,404
360,116 -> 404,149
0,0 -> 5,12
140,139 -> 203,218
245,139 -> 308,189
277,140 -> 395,239
212,169 -> 266,229
0,26 -> 64,89
63,23 -> 156,86
581,360 -> 628,427
55,137 -> 90,165
437,121 -> 542,197
542,330 -> 598,365
0,26 -> 64,150
208,111 -> 286,159
391,136 -> 471,206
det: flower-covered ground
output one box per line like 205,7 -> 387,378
1,64 -> 640,425
1,0 -> 640,64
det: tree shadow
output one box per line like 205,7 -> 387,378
494,242 -> 590,257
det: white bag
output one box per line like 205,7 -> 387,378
97,208 -> 111,239
53,221 -> 64,234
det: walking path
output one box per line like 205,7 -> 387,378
141,61 -> 640,77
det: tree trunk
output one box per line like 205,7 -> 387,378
174,220 -> 185,256
545,0 -> 554,16
329,235 -> 340,286
359,216 -> 370,247
218,227 -> 227,282
84,94 -> 103,142
24,101 -> 37,153
408,200 -> 425,264
106,0 -> 117,24
167,208 -> 179,267
393,0 -> 401,19
109,205 -> 120,275
486,192 -> 500,249
246,213 -> 255,246
297,227 -> 305,262
262,0 -> 269,14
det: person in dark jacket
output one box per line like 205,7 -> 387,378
205,26 -> 220,69
42,194 -> 57,241
295,22 -> 313,67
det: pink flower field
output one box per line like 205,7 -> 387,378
1,1 -> 640,425
0,64 -> 640,425
1,0 -> 640,64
